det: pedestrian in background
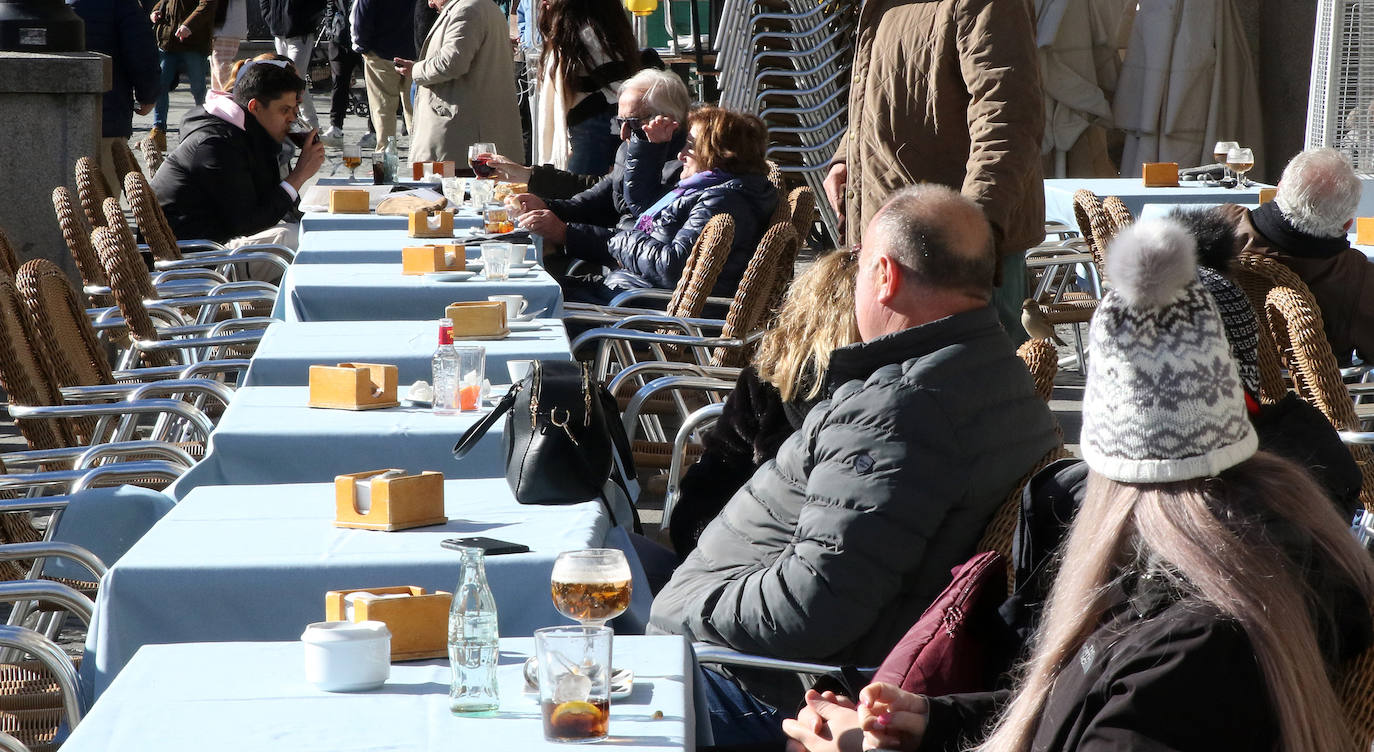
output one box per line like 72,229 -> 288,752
259,0 -> 326,128
209,0 -> 247,90
322,0 -> 375,146
74,0 -> 161,193
351,0 -> 415,153
147,0 -> 217,151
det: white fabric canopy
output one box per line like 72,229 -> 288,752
1113,0 -> 1263,177
1036,0 -> 1132,174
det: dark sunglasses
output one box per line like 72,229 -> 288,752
610,115 -> 660,134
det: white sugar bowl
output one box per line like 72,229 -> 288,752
301,620 -> 391,692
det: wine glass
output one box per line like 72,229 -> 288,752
1227,147 -> 1255,188
551,549 -> 632,628
342,143 -> 362,181
468,143 -> 497,178
1212,141 -> 1239,184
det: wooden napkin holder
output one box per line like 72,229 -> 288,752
308,363 -> 400,410
1258,187 -> 1277,204
445,301 -> 509,339
412,161 -> 457,180
328,189 -> 371,214
334,469 -> 447,531
408,209 -> 455,238
402,244 -> 466,275
1141,162 -> 1179,187
326,585 -> 453,660
1357,218 -> 1374,246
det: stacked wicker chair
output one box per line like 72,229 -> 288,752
73,157 -> 110,232
0,228 -> 19,280
139,134 -> 165,177
51,187 -> 115,309
108,138 -> 145,185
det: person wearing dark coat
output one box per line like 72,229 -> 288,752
784,218 -> 1374,752
152,60 -> 325,246
147,0 -> 216,150
668,249 -> 859,558
652,186 -> 1060,747
551,105 -> 778,304
73,0 -> 161,195
260,0 -> 327,127
350,0 -> 415,152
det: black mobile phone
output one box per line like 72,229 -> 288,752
441,536 -> 530,555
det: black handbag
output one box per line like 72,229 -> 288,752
453,360 -> 636,527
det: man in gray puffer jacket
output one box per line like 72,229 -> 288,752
650,186 -> 1058,735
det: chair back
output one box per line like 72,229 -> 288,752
16,259 -> 115,395
711,221 -> 801,368
1071,190 -> 1108,277
51,187 -> 110,302
975,444 -> 1070,594
0,226 -> 19,280
665,214 -> 735,320
0,272 -> 74,450
124,171 -> 183,262
140,137 -> 166,177
109,138 -> 143,184
90,225 -> 176,368
786,185 -> 817,246
1101,195 -> 1134,237
74,156 -> 110,230
1229,251 -> 1308,403
1016,337 -> 1059,403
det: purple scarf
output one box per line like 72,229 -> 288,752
634,169 -> 734,233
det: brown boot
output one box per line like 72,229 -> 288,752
146,127 -> 167,152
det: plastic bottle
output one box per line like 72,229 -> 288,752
432,318 -> 457,414
449,546 -> 500,713
383,136 -> 400,184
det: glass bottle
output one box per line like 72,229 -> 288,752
449,546 -> 500,713
383,136 -> 400,184
432,318 -> 457,415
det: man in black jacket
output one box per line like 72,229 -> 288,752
649,185 -> 1060,746
73,0 -> 161,196
351,0 -> 415,153
152,61 -> 325,246
260,0 -> 326,127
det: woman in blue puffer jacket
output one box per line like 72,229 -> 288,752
559,105 -> 779,304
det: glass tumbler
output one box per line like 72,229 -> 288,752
455,345 -> 485,411
535,625 -> 612,744
481,242 -> 510,281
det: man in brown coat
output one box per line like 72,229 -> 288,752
1219,147 -> 1374,366
824,0 -> 1044,339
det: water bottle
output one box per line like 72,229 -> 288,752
449,546 -> 500,713
432,318 -> 457,414
383,136 -> 400,184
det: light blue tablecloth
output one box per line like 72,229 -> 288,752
295,226 -> 537,265
242,320 -> 571,387
167,386 -> 504,497
299,211 -> 414,233
1043,178 -> 1271,228
69,637 -> 693,751
271,263 -> 564,322
81,478 -> 654,701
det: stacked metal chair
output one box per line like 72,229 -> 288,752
715,0 -> 859,245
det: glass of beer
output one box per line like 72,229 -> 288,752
342,144 -> 362,181
535,625 -> 612,743
1226,147 -> 1255,188
1211,141 -> 1239,185
551,549 -> 632,627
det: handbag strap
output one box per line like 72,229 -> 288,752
452,383 -> 520,459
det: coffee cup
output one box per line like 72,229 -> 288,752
507,359 -> 534,383
301,620 -> 391,692
488,294 -> 528,320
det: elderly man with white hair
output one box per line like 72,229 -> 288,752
1220,147 -> 1373,364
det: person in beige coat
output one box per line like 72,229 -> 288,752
823,0 -> 1044,340
393,0 -> 521,162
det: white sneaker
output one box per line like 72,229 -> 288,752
358,132 -> 377,151
319,125 -> 345,147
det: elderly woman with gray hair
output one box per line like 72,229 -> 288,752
1218,146 -> 1373,364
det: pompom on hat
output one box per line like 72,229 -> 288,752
1081,218 -> 1258,483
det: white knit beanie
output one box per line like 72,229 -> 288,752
1080,219 -> 1258,483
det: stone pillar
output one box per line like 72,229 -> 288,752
0,51 -> 109,279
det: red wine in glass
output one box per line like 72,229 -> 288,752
470,156 -> 495,178
287,129 -> 313,148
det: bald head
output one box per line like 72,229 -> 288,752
854,185 -> 997,340
870,184 -> 996,299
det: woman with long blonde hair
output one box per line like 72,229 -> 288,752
784,219 -> 1374,752
668,249 -> 859,556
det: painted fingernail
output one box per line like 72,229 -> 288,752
877,712 -> 892,727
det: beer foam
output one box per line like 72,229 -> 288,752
551,561 -> 632,583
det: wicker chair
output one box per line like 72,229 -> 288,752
0,273 -> 76,452
1341,638 -> 1374,748
1101,195 -> 1135,238
50,187 -> 112,308
139,136 -> 165,178
1228,251 -> 1309,403
0,227 -> 19,281
109,138 -> 143,184
786,185 -> 817,246
74,157 -> 111,231
710,221 -> 801,368
1016,337 -> 1059,404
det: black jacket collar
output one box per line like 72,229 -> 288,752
1249,202 -> 1352,259
824,305 -> 1004,394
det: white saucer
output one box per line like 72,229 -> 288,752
427,271 -> 475,282
505,268 -> 530,278
510,311 -> 539,323
508,321 -> 543,332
